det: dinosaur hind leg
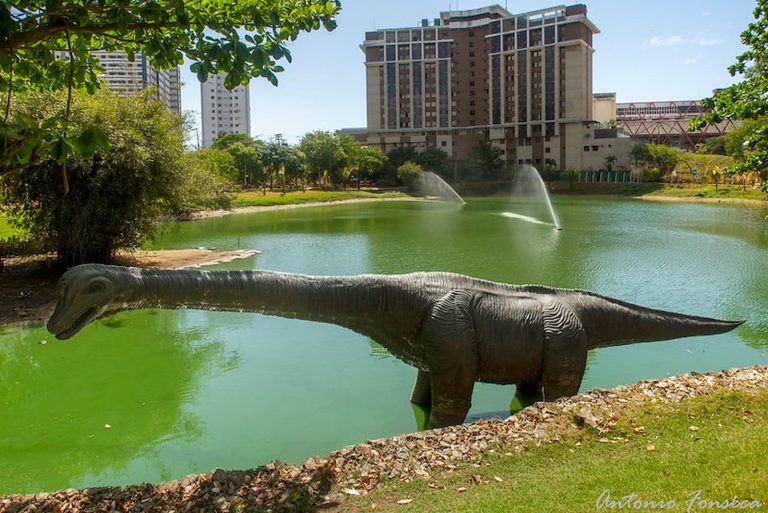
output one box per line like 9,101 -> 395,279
541,334 -> 587,401
410,369 -> 432,405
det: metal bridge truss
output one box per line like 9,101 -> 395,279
616,100 -> 739,150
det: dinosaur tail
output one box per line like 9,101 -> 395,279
565,292 -> 744,349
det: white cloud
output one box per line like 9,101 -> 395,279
701,10 -> 711,16
684,55 -> 701,65
697,37 -> 722,46
643,35 -> 686,48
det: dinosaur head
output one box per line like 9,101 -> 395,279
47,264 -> 117,340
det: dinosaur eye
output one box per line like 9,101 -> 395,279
87,282 -> 104,294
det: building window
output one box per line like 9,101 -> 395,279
584,146 -> 590,151
545,147 -> 550,153
592,145 -> 599,151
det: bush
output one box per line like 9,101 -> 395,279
396,161 -> 423,189
1,90 -> 193,265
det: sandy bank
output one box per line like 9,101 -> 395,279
184,197 -> 420,220
639,193 -> 767,206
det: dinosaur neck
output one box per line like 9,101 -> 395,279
109,266 -> 382,325
105,266 -> 429,366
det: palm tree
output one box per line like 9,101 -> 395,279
469,139 -> 504,184
605,155 -> 617,173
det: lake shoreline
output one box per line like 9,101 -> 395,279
182,196 -> 422,220
2,365 -> 766,512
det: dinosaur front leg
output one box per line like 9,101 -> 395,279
428,372 -> 475,429
410,369 -> 432,405
420,290 -> 479,429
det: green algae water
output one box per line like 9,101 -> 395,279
1,196 -> 767,494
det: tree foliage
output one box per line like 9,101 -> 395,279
469,139 -> 504,183
691,0 -> 768,191
396,160 -> 423,190
0,90 -> 198,265
0,0 -> 341,180
631,143 -> 680,180
299,130 -> 346,185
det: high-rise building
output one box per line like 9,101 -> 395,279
92,51 -> 181,112
201,75 -> 251,147
358,4 -> 631,170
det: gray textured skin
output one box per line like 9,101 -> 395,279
48,264 -> 743,428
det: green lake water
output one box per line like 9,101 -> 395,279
1,196 -> 767,494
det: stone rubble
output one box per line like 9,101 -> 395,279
1,365 -> 766,513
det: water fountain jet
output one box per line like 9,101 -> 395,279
415,171 -> 465,204
504,164 -> 561,230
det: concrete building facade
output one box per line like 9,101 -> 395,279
92,50 -> 181,112
201,74 -> 251,148
358,4 -> 631,171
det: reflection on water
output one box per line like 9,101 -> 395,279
0,311 -> 230,494
1,197 -> 767,494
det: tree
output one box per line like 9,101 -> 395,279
396,161 -> 423,190
563,168 -> 579,191
469,139 -> 504,183
417,148 -> 450,177
338,137 -> 386,190
211,133 -> 257,151
691,0 -> 768,192
604,155 -> 617,172
183,148 -> 238,209
299,131 -> 346,186
259,141 -> 305,191
0,0 -> 340,183
539,158 -> 559,189
631,143 -> 680,181
224,141 -> 263,188
0,90 -> 192,265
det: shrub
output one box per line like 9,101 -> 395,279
1,90 -> 192,265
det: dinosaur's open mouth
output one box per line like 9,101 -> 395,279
54,306 -> 97,340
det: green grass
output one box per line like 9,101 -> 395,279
336,390 -> 768,512
640,184 -> 767,201
229,190 -> 409,208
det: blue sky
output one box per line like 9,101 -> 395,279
180,1 -> 758,145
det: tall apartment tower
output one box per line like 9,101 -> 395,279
360,5 -> 607,169
93,50 -> 181,112
201,75 -> 251,147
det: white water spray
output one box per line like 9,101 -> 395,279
508,165 -> 561,230
415,171 -> 465,204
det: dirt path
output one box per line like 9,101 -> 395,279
0,249 -> 258,326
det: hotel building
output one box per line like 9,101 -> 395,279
357,4 -> 631,170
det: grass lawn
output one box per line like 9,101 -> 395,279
336,389 -> 767,513
230,190 -> 409,208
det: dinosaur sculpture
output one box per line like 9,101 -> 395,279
47,264 -> 743,429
